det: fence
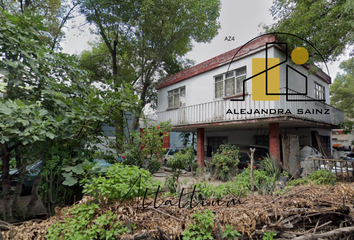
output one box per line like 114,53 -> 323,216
311,158 -> 354,182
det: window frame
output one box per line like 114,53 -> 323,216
314,82 -> 325,100
167,86 -> 186,109
214,66 -> 247,99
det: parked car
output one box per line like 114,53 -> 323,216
162,148 -> 185,166
342,152 -> 354,161
237,146 -> 269,172
0,159 -> 116,195
0,161 -> 42,195
163,147 -> 197,171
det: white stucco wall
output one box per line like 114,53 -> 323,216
157,46 -> 331,112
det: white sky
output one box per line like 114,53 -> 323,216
61,0 -> 349,81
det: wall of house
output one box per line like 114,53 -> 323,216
157,46 -> 331,113
273,47 -> 330,104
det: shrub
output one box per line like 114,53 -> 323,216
211,142 -> 239,181
164,147 -> 193,193
182,210 -> 215,240
46,203 -> 131,239
122,120 -> 171,171
260,154 -> 281,180
82,163 -> 161,203
307,169 -> 336,185
234,167 -> 276,195
194,181 -> 214,199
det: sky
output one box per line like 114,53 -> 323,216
61,0 -> 349,81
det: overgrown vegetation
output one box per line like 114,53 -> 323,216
286,169 -> 337,187
122,119 -> 171,172
82,164 -> 161,203
46,203 -> 132,239
211,143 -> 239,181
182,210 -> 215,240
164,147 -> 194,193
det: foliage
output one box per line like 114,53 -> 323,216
164,147 -> 193,193
211,143 -> 239,181
263,231 -> 277,240
182,210 -> 215,240
308,169 -> 336,186
193,180 -> 247,200
82,163 -> 161,203
234,168 -> 276,195
286,178 -> 309,187
265,0 -> 354,63
222,224 -> 242,240
178,132 -> 196,148
260,154 -> 281,180
123,119 -> 171,171
0,0 -> 77,50
78,0 -> 221,133
330,58 -> 354,118
281,171 -> 290,178
46,203 -> 131,239
194,181 -> 214,199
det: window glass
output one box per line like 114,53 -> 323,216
236,75 -> 246,93
236,66 -> 246,76
225,77 -> 235,96
167,86 -> 185,108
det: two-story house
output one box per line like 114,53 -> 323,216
156,35 -> 344,175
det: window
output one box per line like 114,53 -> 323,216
214,66 -> 246,98
168,86 -> 185,108
314,82 -> 325,100
215,76 -> 223,98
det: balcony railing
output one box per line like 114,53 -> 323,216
157,88 -> 344,126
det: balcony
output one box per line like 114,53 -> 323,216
157,88 -> 344,127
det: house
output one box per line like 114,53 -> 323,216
156,34 -> 344,175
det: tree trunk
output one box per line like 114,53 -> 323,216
111,41 -> 124,153
1,144 -> 12,221
131,82 -> 149,132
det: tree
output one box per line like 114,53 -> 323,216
78,0 -> 221,147
0,10 -> 138,220
0,0 -> 79,50
330,57 -> 354,118
265,0 -> 354,63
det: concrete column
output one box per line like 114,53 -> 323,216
269,123 -> 281,164
197,128 -> 205,169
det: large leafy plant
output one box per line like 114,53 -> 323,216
211,143 -> 239,181
82,163 -> 161,203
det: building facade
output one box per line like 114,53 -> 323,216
156,35 -> 344,175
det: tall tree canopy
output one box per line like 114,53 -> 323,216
330,58 -> 354,118
78,0 -> 221,138
0,0 -> 78,50
266,0 -> 354,63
